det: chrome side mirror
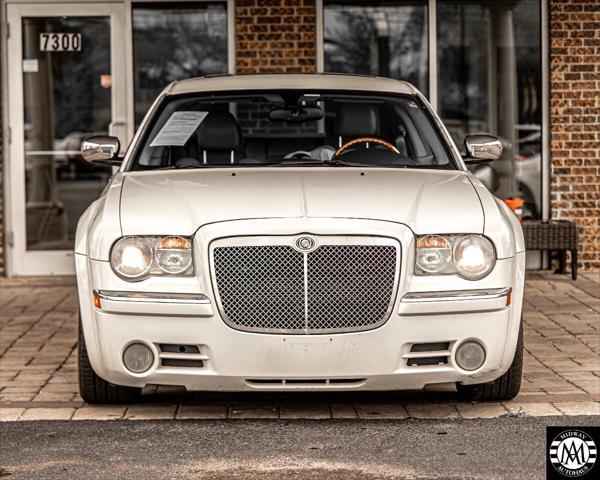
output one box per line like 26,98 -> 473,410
81,136 -> 121,165
463,134 -> 503,163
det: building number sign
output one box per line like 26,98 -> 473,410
40,33 -> 82,52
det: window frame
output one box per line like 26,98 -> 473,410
124,90 -> 461,171
123,0 -> 235,144
318,0 -> 431,98
317,0 -> 551,221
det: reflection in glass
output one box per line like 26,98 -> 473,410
133,3 -> 228,126
324,1 -> 428,95
437,0 -> 542,219
22,17 -> 112,251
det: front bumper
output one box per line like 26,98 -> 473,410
76,218 -> 525,392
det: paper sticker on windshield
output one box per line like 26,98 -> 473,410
150,111 -> 208,147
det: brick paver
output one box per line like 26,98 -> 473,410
124,404 -> 179,420
1,273 -> 598,421
503,402 -> 563,417
176,404 -> 228,420
455,403 -> 509,419
355,404 -> 409,420
71,405 -> 127,421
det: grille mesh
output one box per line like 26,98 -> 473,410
213,245 -> 305,330
213,240 -> 398,334
307,245 -> 397,330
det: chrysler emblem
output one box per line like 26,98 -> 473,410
295,236 -> 316,251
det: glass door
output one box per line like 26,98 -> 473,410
6,3 -> 127,275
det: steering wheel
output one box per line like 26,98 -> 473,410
284,150 -> 313,159
335,137 -> 399,157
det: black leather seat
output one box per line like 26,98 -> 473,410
196,111 -> 244,164
334,103 -> 415,165
335,103 -> 380,147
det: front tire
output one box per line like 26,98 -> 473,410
78,318 -> 141,404
457,320 -> 523,402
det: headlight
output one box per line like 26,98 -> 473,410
415,235 -> 453,274
110,236 -> 193,281
110,237 -> 153,279
453,235 -> 495,280
155,236 -> 192,274
415,234 -> 496,280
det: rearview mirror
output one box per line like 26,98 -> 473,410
269,107 -> 323,123
81,136 -> 122,165
463,134 -> 503,163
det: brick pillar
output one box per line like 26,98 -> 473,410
550,0 -> 600,271
236,0 -> 317,74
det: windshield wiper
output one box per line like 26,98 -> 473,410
148,159 -> 425,170
271,159 -> 379,168
153,164 -> 217,170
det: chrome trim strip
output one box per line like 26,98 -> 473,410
303,252 -> 309,332
209,235 -> 401,335
402,351 -> 451,359
94,290 -> 210,305
402,288 -> 511,303
158,353 -> 209,361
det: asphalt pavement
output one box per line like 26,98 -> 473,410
1,415 -> 598,479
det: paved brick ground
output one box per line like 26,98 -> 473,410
0,273 -> 598,421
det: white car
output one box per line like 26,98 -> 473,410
76,74 -> 525,404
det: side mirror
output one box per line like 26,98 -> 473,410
81,136 -> 122,166
463,134 -> 503,163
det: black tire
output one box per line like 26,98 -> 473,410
457,320 -> 523,402
78,318 -> 142,404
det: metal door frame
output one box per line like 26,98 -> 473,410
5,3 -> 127,275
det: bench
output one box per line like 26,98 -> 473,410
522,220 -> 579,280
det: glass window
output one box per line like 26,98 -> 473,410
324,1 -> 429,95
22,16 -> 112,251
437,0 -> 542,219
132,2 -> 228,126
131,91 -> 456,170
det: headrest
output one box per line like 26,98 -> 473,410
197,111 -> 242,151
336,103 -> 379,138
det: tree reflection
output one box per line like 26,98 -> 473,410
133,6 -> 228,125
324,5 -> 428,93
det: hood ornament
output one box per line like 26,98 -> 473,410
295,236 -> 316,252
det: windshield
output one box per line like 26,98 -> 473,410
130,91 -> 457,170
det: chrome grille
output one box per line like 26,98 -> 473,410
213,245 -> 305,330
212,237 -> 399,334
307,245 -> 397,331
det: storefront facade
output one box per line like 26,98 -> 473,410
0,0 -> 597,275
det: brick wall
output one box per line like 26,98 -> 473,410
550,0 -> 600,271
236,0 -> 317,74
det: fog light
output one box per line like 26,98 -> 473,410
455,341 -> 486,371
123,343 -> 154,373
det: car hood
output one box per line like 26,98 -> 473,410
119,168 -> 484,235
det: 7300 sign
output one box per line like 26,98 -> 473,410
40,33 -> 81,52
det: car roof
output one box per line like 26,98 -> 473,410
169,73 -> 417,96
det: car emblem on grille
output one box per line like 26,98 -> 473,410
295,236 -> 316,252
